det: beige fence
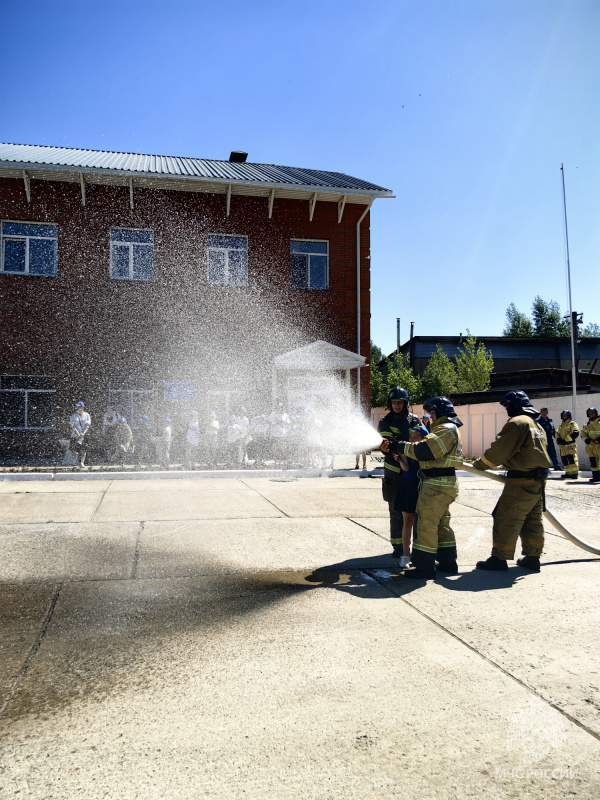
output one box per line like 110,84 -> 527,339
372,392 -> 600,469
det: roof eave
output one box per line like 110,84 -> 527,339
0,160 -> 394,200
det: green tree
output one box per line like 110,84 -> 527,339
370,361 -> 385,408
455,335 -> 494,392
421,345 -> 457,399
369,340 -> 386,407
384,353 -> 422,405
370,340 -> 384,367
581,322 -> 600,338
503,303 -> 533,336
531,296 -> 570,337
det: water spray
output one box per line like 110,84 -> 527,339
460,463 -> 600,556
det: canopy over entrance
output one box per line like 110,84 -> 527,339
272,340 -> 366,410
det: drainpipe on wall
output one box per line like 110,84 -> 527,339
356,199 -> 374,408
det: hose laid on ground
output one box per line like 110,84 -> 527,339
459,462 -> 600,556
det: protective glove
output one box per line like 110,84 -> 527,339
472,458 -> 489,470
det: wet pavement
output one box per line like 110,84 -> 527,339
0,472 -> 599,798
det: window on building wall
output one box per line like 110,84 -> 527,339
206,235 -> 248,286
290,240 -> 329,289
109,384 -> 154,429
1,221 -> 58,276
0,376 -> 56,430
110,229 -> 154,281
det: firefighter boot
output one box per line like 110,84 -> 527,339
517,556 -> 541,572
402,565 -> 436,580
476,555 -> 508,571
403,548 -> 436,580
436,559 -> 458,574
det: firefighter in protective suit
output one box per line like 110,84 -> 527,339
582,407 -> 600,484
381,396 -> 463,579
474,391 -> 551,573
377,387 -> 420,555
556,410 -> 579,479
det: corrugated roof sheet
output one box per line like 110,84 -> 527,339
0,143 -> 392,195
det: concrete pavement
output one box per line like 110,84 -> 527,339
0,472 -> 599,798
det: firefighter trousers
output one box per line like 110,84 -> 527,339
382,468 -> 403,549
585,443 -> 600,480
558,444 -> 578,477
491,479 -> 545,560
411,481 -> 458,570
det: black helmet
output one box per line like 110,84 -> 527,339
423,396 -> 463,427
500,390 -> 531,409
587,407 -> 598,419
561,409 -> 572,420
387,386 -> 409,411
500,390 -> 539,418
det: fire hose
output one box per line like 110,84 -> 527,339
459,462 -> 600,556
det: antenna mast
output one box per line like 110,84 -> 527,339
561,164 -> 577,416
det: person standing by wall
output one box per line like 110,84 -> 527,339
206,411 -> 220,467
226,415 -> 243,466
582,406 -> 600,484
185,411 -> 200,469
556,410 -> 579,479
69,401 -> 91,468
268,401 -> 290,464
377,387 -> 420,557
237,407 -> 251,464
536,408 -> 561,471
136,415 -> 153,465
101,401 -> 119,462
115,417 -> 133,464
154,417 -> 172,468
354,451 -> 367,470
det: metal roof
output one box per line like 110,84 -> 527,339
0,143 -> 392,198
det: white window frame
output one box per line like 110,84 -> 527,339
0,220 -> 58,276
109,227 -> 154,281
109,387 -> 154,430
290,238 -> 329,290
0,377 -> 56,431
206,234 -> 248,287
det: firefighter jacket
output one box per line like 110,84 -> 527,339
582,417 -> 600,454
473,413 -> 551,472
399,416 -> 463,487
556,420 -> 579,455
378,409 -> 420,475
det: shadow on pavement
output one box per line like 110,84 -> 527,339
306,555 -> 530,596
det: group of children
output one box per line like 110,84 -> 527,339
91,401 -> 350,469
188,404 -> 344,469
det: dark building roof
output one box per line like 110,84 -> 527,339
392,335 -> 600,362
449,368 -> 600,406
379,335 -> 600,376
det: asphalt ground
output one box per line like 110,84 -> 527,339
0,468 -> 599,799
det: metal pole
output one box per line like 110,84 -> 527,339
396,318 -> 400,355
409,322 -> 415,367
561,164 -> 577,416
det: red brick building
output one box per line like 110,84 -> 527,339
0,143 -> 392,456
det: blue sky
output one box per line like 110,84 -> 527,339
2,0 -> 598,354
